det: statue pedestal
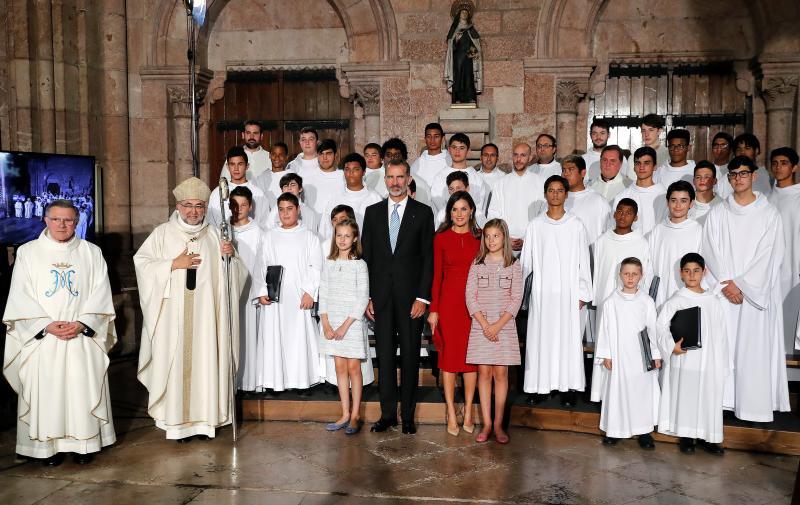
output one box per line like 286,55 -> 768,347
439,107 -> 490,162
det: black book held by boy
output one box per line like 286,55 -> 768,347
266,265 -> 284,303
670,306 -> 702,350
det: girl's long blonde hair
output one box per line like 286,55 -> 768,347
474,218 -> 515,268
328,218 -> 362,260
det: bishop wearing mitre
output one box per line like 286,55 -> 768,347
135,177 -> 245,441
3,200 -> 117,466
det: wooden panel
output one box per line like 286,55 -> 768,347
629,76 -> 644,117
643,76 -> 658,115
616,76 -> 631,117
656,75 -> 669,116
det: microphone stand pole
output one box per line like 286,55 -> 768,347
186,1 -> 199,178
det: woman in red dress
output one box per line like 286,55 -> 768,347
428,191 -> 481,436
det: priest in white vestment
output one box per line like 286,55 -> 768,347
701,156 -> 789,422
252,193 -> 323,391
522,175 -> 593,406
768,147 -> 800,352
3,200 -> 117,465
135,177 -> 245,440
208,147 -> 270,227
219,121 -> 272,183
318,153 -> 381,240
613,147 -> 667,235
589,146 -> 632,203
474,143 -> 505,203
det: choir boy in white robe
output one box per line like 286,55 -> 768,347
410,123 -> 450,188
319,205 -> 375,388
531,134 -> 562,180
623,114 -> 669,181
253,142 -> 293,202
593,258 -> 660,448
613,146 -> 667,235
768,147 -> 800,351
430,133 -> 487,215
733,133 -> 773,195
701,155 -> 790,422
590,145 -> 631,203
253,192 -> 323,392
648,180 -> 702,309
319,152 -> 381,240
433,171 -> 487,229
522,175 -> 593,407
561,154 -> 612,246
688,161 -> 722,224
24,199 -> 33,218
363,143 -> 385,195
299,139 -> 345,216
711,132 -> 734,198
220,120 -> 272,183
135,177 -> 245,441
658,253 -> 730,455
654,129 -> 695,188
228,187 -> 264,392
286,126 -> 319,173
265,173 -> 319,233
208,146 -> 270,227
3,200 -> 117,466
488,143 -> 545,253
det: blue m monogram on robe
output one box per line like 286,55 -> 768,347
45,264 -> 79,297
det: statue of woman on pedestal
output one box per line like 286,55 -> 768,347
445,1 -> 482,105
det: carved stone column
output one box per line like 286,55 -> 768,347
761,75 -> 798,153
555,80 -> 587,157
168,85 -> 206,192
353,83 -> 381,146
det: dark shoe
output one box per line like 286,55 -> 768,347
196,435 -> 210,441
401,421 -> 417,435
73,453 -> 94,465
370,418 -> 398,432
526,393 -> 546,406
323,384 -> 338,396
698,440 -> 724,455
560,391 -> 576,408
297,389 -> 311,398
637,433 -> 655,450
602,436 -> 619,446
42,453 -> 64,467
679,437 -> 695,454
176,436 -> 193,444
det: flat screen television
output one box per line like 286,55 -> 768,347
0,151 -> 99,245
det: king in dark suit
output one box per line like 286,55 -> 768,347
362,159 -> 434,434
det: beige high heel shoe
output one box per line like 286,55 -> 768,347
446,412 -> 460,437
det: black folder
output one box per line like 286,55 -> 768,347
639,328 -> 656,372
520,273 -> 533,312
648,276 -> 660,302
266,265 -> 284,303
670,306 -> 702,350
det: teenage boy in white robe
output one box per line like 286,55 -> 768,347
654,129 -> 695,188
319,152 -> 381,240
220,120 -> 272,183
561,154 -> 612,246
363,143 -> 385,194
733,133 -> 773,196
702,155 -> 790,422
648,180 -> 702,309
265,173 -> 319,233
433,171 -> 487,229
228,186 -> 265,392
253,192 -> 323,393
768,147 -> 800,352
624,114 -> 669,181
3,200 -> 117,466
208,146 -> 270,227
613,146 -> 667,235
593,257 -> 660,449
410,123 -> 451,188
688,161 -> 723,224
531,134 -> 562,180
658,252 -> 730,455
253,142 -> 293,202
522,175 -> 593,407
299,139 -> 345,216
430,133 -> 487,215
711,132 -> 734,198
286,126 -> 320,173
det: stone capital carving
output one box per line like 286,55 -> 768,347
352,84 -> 381,116
167,85 -> 207,118
555,80 -> 587,114
761,76 -> 799,112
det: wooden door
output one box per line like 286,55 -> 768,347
209,69 -> 352,183
589,62 -> 751,161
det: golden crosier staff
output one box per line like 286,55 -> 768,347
218,176 -> 238,442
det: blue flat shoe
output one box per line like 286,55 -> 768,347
325,419 -> 350,431
345,421 -> 363,435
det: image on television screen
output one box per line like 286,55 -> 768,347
0,151 -> 96,245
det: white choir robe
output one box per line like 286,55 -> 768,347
318,240 -> 375,386
364,167 -> 387,197
252,223 -> 323,390
265,201 -> 319,235
653,161 -> 695,188
429,166 -> 488,216
582,149 -> 601,186
768,184 -> 800,351
24,201 -> 33,218
296,167 -> 345,216
410,173 -> 433,208
411,150 -> 450,188
286,153 -> 319,173
522,211 -> 593,393
318,186 -> 382,241
701,192 -> 790,422
591,290 -> 660,438
220,146 -> 272,183
647,218 -> 703,309
232,221 -> 264,391
623,144 -> 669,180
530,160 -> 562,180
612,183 -> 668,235
715,164 -> 733,199
565,188 -> 611,246
589,173 -> 631,203
208,181 -> 270,228
253,168 -> 295,203
475,166 -> 506,216
657,288 -> 731,443
688,195 -> 722,225
3,230 -> 117,458
487,170 -> 546,240
135,212 -> 246,439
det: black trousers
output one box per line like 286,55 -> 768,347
374,293 -> 423,422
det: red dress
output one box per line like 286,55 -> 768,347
431,228 -> 480,373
